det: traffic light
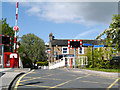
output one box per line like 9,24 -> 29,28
2,37 -> 11,44
0,35 -> 11,46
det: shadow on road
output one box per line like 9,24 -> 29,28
19,81 -> 43,86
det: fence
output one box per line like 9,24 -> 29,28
76,56 -> 88,68
0,55 -> 2,68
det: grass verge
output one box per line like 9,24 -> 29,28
84,68 -> 120,73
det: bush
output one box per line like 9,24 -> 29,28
36,61 -> 48,66
21,56 -> 33,68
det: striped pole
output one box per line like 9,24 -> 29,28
16,31 -> 19,52
15,2 -> 19,26
13,2 -> 19,53
16,2 -> 19,53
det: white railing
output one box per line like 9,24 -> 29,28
49,58 -> 65,69
76,56 -> 88,66
49,56 -> 88,69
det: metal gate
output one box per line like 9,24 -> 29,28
64,56 -> 88,68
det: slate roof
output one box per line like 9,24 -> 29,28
51,39 -> 104,46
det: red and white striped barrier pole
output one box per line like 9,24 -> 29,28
16,32 -> 19,52
16,2 -> 19,53
13,2 -> 19,53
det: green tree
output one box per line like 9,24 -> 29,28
96,14 -> 120,52
85,46 -> 93,68
19,33 -> 47,62
1,18 -> 14,52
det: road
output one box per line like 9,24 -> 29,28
12,68 -> 119,90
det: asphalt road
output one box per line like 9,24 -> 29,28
12,68 -> 119,90
0,72 -> 5,77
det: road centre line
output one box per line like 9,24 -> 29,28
14,69 -> 35,90
49,74 -> 90,88
107,78 -> 119,90
20,72 -> 66,82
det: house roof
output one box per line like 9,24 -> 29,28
51,39 -> 104,46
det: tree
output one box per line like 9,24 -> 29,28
1,18 -> 14,52
96,14 -> 120,52
19,33 -> 47,62
85,46 -> 93,68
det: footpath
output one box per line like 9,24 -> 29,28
65,68 -> 119,78
0,68 -> 30,90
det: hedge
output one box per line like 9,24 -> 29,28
36,61 -> 48,66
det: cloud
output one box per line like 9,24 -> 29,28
11,2 -> 118,25
74,30 -> 94,39
24,2 -> 118,25
3,0 -> 120,2
74,27 -> 106,39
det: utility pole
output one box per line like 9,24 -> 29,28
74,48 -> 76,68
92,46 -> 94,68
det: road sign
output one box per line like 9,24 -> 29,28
94,45 -> 104,48
83,43 -> 93,46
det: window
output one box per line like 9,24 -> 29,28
78,47 -> 84,54
62,47 -> 69,54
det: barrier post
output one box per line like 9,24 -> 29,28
2,45 -> 4,68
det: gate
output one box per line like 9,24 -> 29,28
76,56 -> 88,68
64,56 -> 88,68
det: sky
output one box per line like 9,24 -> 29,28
1,0 -> 119,43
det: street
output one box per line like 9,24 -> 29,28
11,68 -> 119,90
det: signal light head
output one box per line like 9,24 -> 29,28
13,26 -> 19,31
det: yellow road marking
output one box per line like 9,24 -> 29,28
20,74 -> 53,82
19,84 -> 50,88
50,74 -> 90,88
82,81 -> 118,85
66,68 -> 69,72
50,80 -> 72,88
30,72 -> 36,73
107,78 -> 119,90
21,77 -> 61,81
14,69 -> 35,90
23,77 -> 31,78
20,72 -> 66,82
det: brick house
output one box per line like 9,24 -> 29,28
48,33 -> 107,63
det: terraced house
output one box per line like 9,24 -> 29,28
47,33 -> 119,67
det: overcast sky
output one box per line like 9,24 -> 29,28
1,1 -> 119,43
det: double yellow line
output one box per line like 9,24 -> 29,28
14,69 -> 35,90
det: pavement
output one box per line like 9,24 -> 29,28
0,68 -> 30,90
66,68 -> 119,78
11,68 -> 119,90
